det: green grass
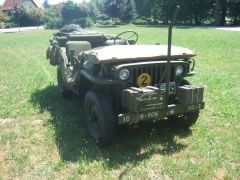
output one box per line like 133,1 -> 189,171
0,25 -> 240,179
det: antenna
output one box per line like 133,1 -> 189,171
166,5 -> 180,107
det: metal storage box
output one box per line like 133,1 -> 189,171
66,41 -> 91,57
177,85 -> 204,105
121,86 -> 166,112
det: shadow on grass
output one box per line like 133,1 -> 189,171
31,85 -> 192,169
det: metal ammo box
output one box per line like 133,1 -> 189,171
121,86 -> 166,112
177,85 -> 204,105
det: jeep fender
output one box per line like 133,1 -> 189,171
80,70 -> 122,85
58,47 -> 75,87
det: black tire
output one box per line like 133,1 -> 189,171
179,79 -> 191,86
168,111 -> 200,128
46,46 -> 51,59
57,68 -> 72,98
84,89 -> 116,145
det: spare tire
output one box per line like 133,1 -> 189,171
60,24 -> 82,33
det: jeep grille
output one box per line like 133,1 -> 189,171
113,61 -> 186,87
129,64 -> 176,87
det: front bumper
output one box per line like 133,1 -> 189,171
118,102 -> 205,125
118,85 -> 205,125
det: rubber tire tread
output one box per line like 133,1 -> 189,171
84,89 -> 115,145
169,79 -> 199,128
169,111 -> 199,128
57,68 -> 72,98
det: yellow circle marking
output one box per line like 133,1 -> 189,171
137,73 -> 152,87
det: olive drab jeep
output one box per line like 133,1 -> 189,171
46,9 -> 205,145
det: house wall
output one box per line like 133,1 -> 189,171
21,0 -> 37,9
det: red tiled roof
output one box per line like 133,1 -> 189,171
1,0 -> 38,10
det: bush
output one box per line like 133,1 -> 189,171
4,22 -> 17,29
97,20 -> 113,26
0,22 -> 5,29
98,14 -> 109,21
132,18 -> 148,25
60,17 -> 94,29
11,7 -> 45,27
45,17 -> 62,29
0,10 -> 10,23
113,18 -> 125,25
44,9 -> 63,29
85,17 -> 95,27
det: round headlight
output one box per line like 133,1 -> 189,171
175,65 -> 184,76
119,69 -> 130,80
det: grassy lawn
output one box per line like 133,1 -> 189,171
0,25 -> 240,179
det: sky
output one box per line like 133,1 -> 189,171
0,0 -> 89,6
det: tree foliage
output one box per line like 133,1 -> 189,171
2,0 -> 240,28
228,0 -> 240,25
61,1 -> 88,23
104,0 -> 136,22
24,7 -> 44,26
0,10 -> 10,22
120,0 -> 137,22
43,0 -> 50,9
104,0 -> 121,18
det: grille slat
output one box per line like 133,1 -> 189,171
150,66 -> 154,83
159,66 -> 165,83
155,66 -> 158,85
130,64 -> 169,87
123,62 -> 184,87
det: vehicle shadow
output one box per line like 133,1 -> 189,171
30,85 -> 192,169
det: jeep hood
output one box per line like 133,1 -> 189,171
82,45 -> 196,64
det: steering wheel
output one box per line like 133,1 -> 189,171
114,30 -> 138,45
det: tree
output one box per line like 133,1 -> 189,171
61,1 -> 88,24
104,0 -> 122,18
151,4 -> 161,23
90,0 -> 105,14
135,0 -> 153,18
87,1 -> 101,20
214,0 -> 227,26
134,0 -> 216,25
43,0 -> 50,9
120,0 -> 137,22
0,10 -> 10,22
25,7 -> 44,27
104,0 -> 136,22
44,9 -> 63,29
12,0 -> 22,30
228,0 -> 240,25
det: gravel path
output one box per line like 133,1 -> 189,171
0,26 -> 44,33
216,27 -> 240,31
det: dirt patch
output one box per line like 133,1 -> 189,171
0,118 -> 15,125
214,167 -> 227,180
31,119 -> 45,126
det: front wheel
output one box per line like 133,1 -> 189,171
168,111 -> 200,128
57,68 -> 72,98
84,90 -> 116,145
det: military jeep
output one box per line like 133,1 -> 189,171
46,23 -> 204,145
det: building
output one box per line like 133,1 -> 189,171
1,0 -> 41,13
